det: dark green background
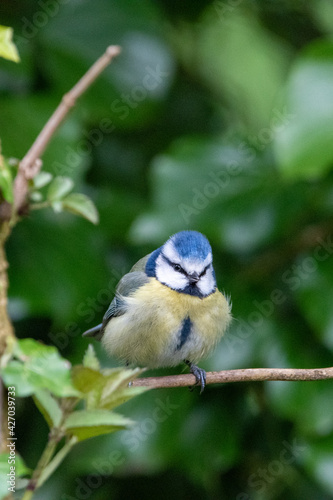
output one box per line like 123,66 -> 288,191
1,0 -> 333,498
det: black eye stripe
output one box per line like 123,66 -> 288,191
162,254 -> 211,278
199,264 -> 210,277
162,254 -> 186,275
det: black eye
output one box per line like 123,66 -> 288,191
173,264 -> 182,272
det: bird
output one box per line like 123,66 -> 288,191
83,230 -> 231,392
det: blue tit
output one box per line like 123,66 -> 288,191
83,230 -> 231,392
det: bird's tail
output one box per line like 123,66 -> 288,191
82,323 -> 103,340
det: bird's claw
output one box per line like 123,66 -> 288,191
185,360 -> 206,394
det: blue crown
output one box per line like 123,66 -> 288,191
170,231 -> 212,260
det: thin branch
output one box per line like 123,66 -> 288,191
13,45 -> 121,212
131,367 -> 333,390
22,398 -> 79,499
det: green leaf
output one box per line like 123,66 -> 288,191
83,344 -> 100,370
72,366 -> 105,403
33,389 -> 63,428
64,409 -> 133,441
47,176 -> 74,201
72,366 -> 147,411
191,8 -> 290,132
0,26 -> 20,62
2,339 -> 80,398
72,365 -> 117,410
99,367 -> 148,410
1,360 -> 35,397
0,452 -> 30,498
33,172 -> 53,189
25,356 -> 79,398
100,385 -> 149,411
0,156 -> 13,203
274,40 -> 333,180
29,191 -> 43,202
13,338 -> 54,358
61,193 -> 99,224
51,200 -> 64,213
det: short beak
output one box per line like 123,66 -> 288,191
188,272 -> 199,284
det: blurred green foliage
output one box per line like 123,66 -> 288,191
1,0 -> 333,498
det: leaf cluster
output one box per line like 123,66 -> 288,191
30,173 -> 99,224
0,340 -> 147,495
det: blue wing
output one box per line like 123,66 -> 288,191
82,254 -> 151,340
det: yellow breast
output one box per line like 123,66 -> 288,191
102,278 -> 231,368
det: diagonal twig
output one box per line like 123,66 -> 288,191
13,45 -> 121,212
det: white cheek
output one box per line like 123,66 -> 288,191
197,268 -> 215,295
155,256 -> 188,289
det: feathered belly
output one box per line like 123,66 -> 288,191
101,279 -> 231,368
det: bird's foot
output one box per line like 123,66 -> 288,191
184,360 -> 206,394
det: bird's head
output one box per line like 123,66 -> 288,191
146,231 -> 216,298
